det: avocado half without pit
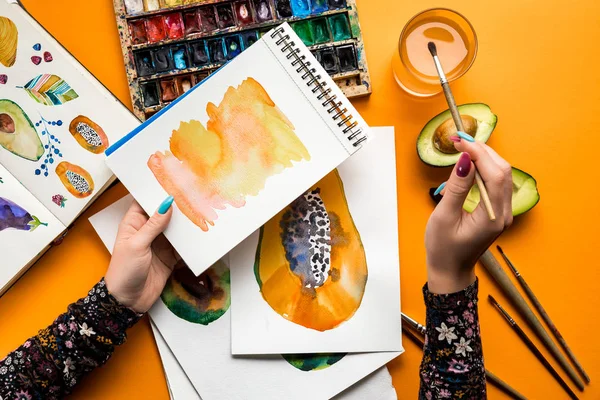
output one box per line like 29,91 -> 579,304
429,167 -> 540,216
417,103 -> 498,167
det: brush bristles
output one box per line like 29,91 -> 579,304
427,41 -> 438,57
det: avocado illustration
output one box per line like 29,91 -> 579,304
0,99 -> 44,161
429,167 -> 540,216
0,197 -> 47,232
417,103 -> 497,167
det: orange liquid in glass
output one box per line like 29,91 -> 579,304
393,9 -> 477,97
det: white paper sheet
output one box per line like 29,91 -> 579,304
105,24 -> 369,277
0,164 -> 64,293
0,1 -> 139,225
230,128 -> 402,354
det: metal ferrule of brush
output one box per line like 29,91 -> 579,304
432,56 -> 448,84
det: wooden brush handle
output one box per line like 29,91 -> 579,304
479,250 -> 585,391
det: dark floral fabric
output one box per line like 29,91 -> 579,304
419,278 -> 486,399
0,279 -> 141,400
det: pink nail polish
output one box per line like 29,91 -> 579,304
450,135 -> 461,143
456,153 -> 471,177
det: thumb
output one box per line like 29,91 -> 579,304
437,153 -> 476,215
135,196 -> 174,249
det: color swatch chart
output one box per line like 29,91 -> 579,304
114,0 -> 372,120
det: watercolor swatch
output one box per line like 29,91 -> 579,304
0,16 -> 18,67
148,77 -> 310,231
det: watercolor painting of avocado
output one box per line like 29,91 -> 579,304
230,128 -> 403,355
148,78 -> 310,232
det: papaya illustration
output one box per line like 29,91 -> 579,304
254,170 -> 367,332
69,115 -> 109,154
0,197 -> 47,232
282,353 -> 346,372
0,17 -> 18,67
0,99 -> 44,161
161,259 -> 231,325
55,161 -> 94,198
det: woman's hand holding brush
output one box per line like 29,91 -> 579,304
425,139 -> 513,294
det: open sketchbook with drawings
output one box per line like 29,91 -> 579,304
0,0 -> 139,295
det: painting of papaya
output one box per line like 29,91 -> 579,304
148,78 -> 310,232
254,170 -> 368,332
161,259 -> 231,325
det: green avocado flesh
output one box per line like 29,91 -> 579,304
0,99 -> 44,161
463,167 -> 540,216
417,103 -> 498,167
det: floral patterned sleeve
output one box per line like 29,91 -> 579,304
0,279 -> 142,400
419,278 -> 486,400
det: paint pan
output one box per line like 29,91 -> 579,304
164,12 -> 185,40
242,30 -> 259,48
183,10 -> 202,36
253,0 -> 273,22
311,0 -> 328,14
171,45 -> 189,69
141,81 -> 160,107
207,38 -> 227,63
129,20 -> 148,45
310,18 -> 330,44
234,1 -> 254,26
135,50 -> 155,76
145,16 -> 167,43
216,4 -> 236,29
176,75 -> 194,93
328,13 -> 351,41
316,47 -> 338,73
195,71 -> 210,83
189,41 -> 210,66
152,47 -> 173,72
199,6 -> 218,33
292,20 -> 314,46
327,0 -> 346,9
124,0 -> 144,15
160,78 -> 178,102
225,35 -> 243,59
159,0 -> 182,8
290,0 -> 311,17
143,0 -> 160,12
275,0 -> 293,18
336,44 -> 357,72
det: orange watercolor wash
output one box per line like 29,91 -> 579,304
148,78 -> 310,231
254,170 -> 367,332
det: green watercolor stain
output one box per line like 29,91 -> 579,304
310,18 -> 331,44
282,353 -> 347,371
328,14 -> 352,41
292,20 -> 314,46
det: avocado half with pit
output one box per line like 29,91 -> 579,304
418,103 -> 498,167
429,167 -> 540,216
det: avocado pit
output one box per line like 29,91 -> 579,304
0,113 -> 15,134
433,115 -> 478,154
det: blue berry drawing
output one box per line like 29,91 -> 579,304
33,116 -> 64,178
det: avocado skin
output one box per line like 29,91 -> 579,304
428,167 -> 540,216
417,103 -> 498,168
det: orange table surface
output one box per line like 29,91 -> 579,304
1,0 -> 598,398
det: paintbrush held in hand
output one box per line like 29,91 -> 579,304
427,42 -> 496,221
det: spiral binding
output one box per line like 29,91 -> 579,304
270,27 -> 367,147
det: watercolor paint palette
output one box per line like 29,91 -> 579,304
114,0 -> 372,120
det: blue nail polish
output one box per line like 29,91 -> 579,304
457,131 -> 475,143
158,195 -> 174,214
434,182 -> 446,196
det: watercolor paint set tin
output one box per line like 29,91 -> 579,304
113,0 -> 372,120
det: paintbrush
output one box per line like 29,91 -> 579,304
488,295 -> 579,400
479,250 -> 585,390
497,245 -> 590,383
401,312 -> 527,400
427,41 -> 496,221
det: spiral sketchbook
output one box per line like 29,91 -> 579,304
105,22 -> 370,276
0,0 -> 138,295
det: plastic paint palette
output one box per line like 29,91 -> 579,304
114,0 -> 372,120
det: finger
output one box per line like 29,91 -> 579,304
116,200 -> 149,241
436,152 -> 476,218
133,196 -> 174,249
480,144 -> 513,226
